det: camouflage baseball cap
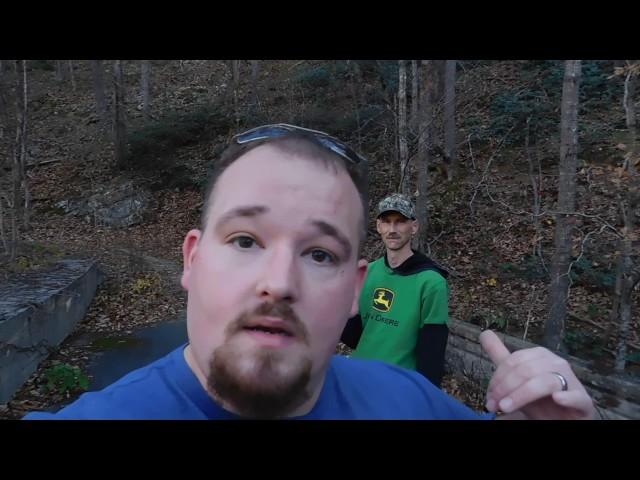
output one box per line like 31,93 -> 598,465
377,193 -> 416,219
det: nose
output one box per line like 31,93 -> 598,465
255,244 -> 299,303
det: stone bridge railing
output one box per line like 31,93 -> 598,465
446,319 -> 640,420
0,260 -> 102,404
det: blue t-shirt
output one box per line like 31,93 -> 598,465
24,346 -> 491,420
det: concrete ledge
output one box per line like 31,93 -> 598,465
446,319 -> 640,420
0,260 -> 103,403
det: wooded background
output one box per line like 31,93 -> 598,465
0,60 -> 638,391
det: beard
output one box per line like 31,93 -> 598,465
207,302 -> 313,419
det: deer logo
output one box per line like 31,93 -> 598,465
372,288 -> 394,312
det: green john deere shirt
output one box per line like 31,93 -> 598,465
351,254 -> 449,370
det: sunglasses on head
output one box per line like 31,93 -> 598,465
233,123 -> 368,167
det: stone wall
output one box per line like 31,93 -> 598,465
446,319 -> 640,420
0,260 -> 102,404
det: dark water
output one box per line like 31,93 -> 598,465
86,318 -> 188,391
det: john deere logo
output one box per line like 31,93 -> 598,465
372,288 -> 394,312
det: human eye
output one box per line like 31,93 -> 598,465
306,248 -> 338,265
229,235 -> 258,249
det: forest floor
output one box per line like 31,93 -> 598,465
0,60 -> 638,419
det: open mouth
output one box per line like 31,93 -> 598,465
244,325 -> 293,337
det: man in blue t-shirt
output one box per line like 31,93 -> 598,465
25,124 -> 597,420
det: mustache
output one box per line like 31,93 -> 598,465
227,301 -> 309,344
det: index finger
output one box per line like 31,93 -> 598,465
479,330 -> 511,366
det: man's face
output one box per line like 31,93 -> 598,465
181,144 -> 367,418
376,211 -> 417,252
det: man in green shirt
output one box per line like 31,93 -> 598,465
341,193 -> 449,387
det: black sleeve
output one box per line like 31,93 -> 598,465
340,314 -> 363,349
415,323 -> 449,388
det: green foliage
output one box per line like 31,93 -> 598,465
469,310 -> 508,331
587,303 -> 603,320
626,352 -> 640,364
14,256 -> 33,271
293,62 -> 354,93
498,255 -> 548,282
373,60 -> 399,94
500,255 -> 614,290
489,60 -> 620,145
329,105 -> 385,136
43,363 -> 89,395
294,67 -> 332,88
490,89 -> 556,144
570,257 -> 615,291
127,104 -> 229,171
523,60 -> 618,104
30,60 -> 54,71
564,330 -> 606,358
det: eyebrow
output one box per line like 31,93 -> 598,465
310,220 -> 352,260
213,207 -> 353,259
214,205 -> 269,231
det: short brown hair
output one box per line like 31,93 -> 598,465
200,132 -> 369,255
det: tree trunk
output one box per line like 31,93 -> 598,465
411,60 -> 420,132
68,60 -> 76,91
416,60 -> 434,251
611,203 -> 637,372
141,60 -> 152,122
113,60 -> 128,168
55,60 -> 64,82
612,61 -> 639,372
0,60 -> 7,140
444,60 -> 456,181
398,60 -> 409,195
543,60 -> 582,351
20,60 -> 29,229
525,117 -> 544,263
231,60 -> 240,125
623,63 -> 637,173
250,60 -> 260,109
232,60 -> 240,90
12,60 -> 28,258
0,193 -> 6,254
91,60 -> 108,126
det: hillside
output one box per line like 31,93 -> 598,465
0,59 -> 638,418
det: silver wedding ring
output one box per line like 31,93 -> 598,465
551,372 -> 568,391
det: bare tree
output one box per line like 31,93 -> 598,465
250,60 -> 260,110
398,60 -> 410,194
113,60 -> 128,168
0,59 -> 7,140
68,60 -> 76,91
543,60 -> 582,351
525,116 -> 544,264
416,60 -> 435,251
55,60 -> 64,82
610,60 -> 640,372
0,192 -> 6,254
232,60 -> 240,91
0,60 -> 7,252
230,60 -> 241,125
443,60 -> 456,181
610,194 -> 640,372
91,60 -> 108,126
622,61 -> 637,172
141,60 -> 152,122
11,60 -> 28,258
410,60 -> 420,131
